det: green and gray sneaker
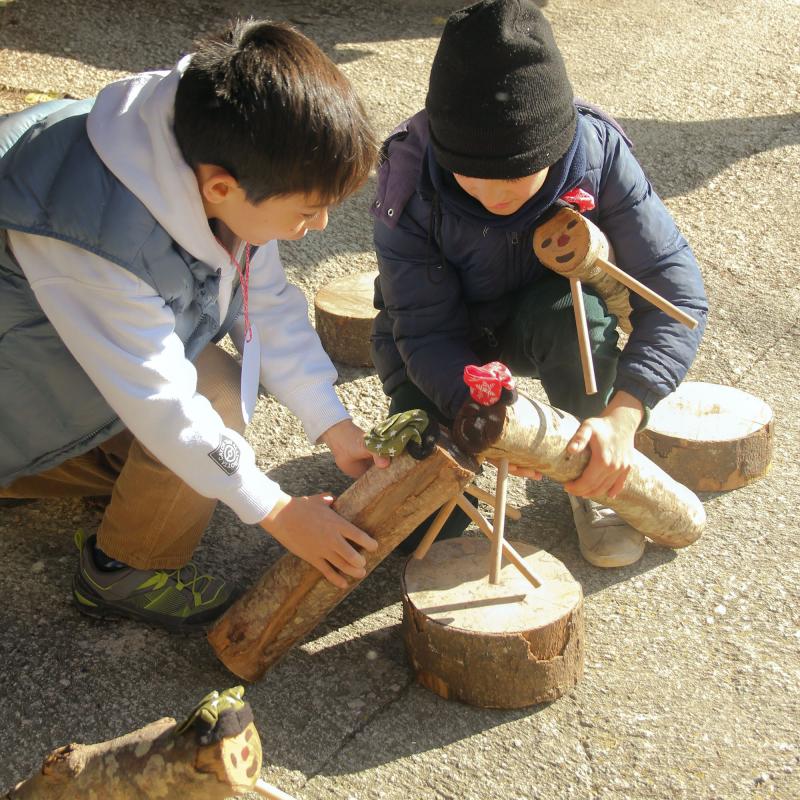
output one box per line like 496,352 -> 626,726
72,530 -> 237,633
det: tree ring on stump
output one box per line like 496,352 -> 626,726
635,381 -> 773,492
401,537 -> 584,709
314,271 -> 378,366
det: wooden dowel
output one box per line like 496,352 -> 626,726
489,459 -> 509,584
454,494 -> 542,589
464,483 -> 522,520
595,257 -> 698,329
413,496 -> 459,560
570,278 -> 598,395
254,778 -> 299,800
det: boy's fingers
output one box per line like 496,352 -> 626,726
372,453 -> 391,468
508,464 -> 542,480
328,551 -> 367,580
341,522 -> 378,553
316,560 -> 348,589
567,423 -> 593,454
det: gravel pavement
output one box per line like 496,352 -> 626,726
1,1 -> 798,798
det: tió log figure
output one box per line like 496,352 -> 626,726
208,413 -> 476,681
4,687 -> 295,800
452,369 -> 706,549
534,204 -> 699,335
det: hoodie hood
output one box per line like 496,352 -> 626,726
86,57 -> 228,269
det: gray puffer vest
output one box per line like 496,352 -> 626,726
0,100 -> 241,485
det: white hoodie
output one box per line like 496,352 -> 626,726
8,59 -> 350,524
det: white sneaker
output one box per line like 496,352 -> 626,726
568,495 -> 645,568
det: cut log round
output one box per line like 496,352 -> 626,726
402,537 -> 584,709
635,381 -> 773,492
314,271 -> 378,366
208,432 -> 476,681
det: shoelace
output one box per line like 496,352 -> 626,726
146,563 -> 217,607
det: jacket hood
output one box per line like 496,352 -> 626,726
86,57 -> 226,268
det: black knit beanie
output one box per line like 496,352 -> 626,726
426,0 -> 577,179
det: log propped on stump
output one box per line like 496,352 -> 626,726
453,393 -> 706,548
313,271 -> 378,366
209,432 -> 476,681
5,689 -> 274,800
402,537 -> 584,709
635,381 -> 773,492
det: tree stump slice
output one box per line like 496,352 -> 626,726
401,537 -> 584,709
636,381 -> 773,491
314,272 -> 377,366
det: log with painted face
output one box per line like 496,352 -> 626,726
533,206 -> 632,332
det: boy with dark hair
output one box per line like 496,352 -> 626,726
371,0 -> 708,567
0,18 -> 387,631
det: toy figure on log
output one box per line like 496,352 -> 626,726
451,363 -> 706,548
208,413 -> 476,681
533,196 -> 699,395
5,687 -> 295,800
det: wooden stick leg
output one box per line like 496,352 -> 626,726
570,278 -> 597,395
464,483 -> 522,520
413,496 -> 459,560
454,494 -> 543,589
489,459 -> 509,584
595,257 -> 698,329
254,778 -> 299,800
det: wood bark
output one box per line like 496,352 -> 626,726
533,206 -> 632,332
402,537 -> 583,709
208,433 -> 476,681
313,271 -> 378,366
5,718 -> 263,800
453,394 -> 706,548
635,381 -> 773,491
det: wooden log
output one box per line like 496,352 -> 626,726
6,716 -> 264,800
402,537 -> 584,709
208,432 -> 476,681
534,206 -> 632,332
313,271 -> 378,366
635,381 -> 773,491
453,394 -> 706,548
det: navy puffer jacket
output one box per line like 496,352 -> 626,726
371,108 -> 708,419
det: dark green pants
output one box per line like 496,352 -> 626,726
389,272 -> 620,551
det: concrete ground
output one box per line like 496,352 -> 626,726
1,1 -> 798,798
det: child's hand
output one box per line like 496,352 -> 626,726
320,419 -> 390,478
260,492 -> 378,588
563,391 -> 643,499
487,458 -> 542,481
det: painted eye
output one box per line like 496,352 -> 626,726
566,220 -> 578,229
541,238 -> 552,248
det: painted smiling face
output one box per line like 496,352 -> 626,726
533,206 -> 607,278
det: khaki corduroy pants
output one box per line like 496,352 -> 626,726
0,345 -> 246,569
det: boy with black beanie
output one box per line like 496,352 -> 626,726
371,0 -> 708,567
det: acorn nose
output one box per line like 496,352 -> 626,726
557,234 -> 570,247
